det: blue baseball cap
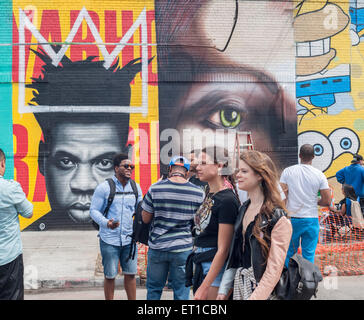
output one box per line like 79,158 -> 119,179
169,156 -> 190,171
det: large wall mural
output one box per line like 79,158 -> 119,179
2,0 -> 363,230
296,0 -> 364,201
9,0 -> 159,230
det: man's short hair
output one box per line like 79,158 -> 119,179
299,144 -> 315,162
351,154 -> 363,163
0,148 -> 5,161
113,153 -> 129,168
26,48 -> 145,148
170,164 -> 188,176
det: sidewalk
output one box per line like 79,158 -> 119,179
21,230 -> 139,290
21,230 -> 364,299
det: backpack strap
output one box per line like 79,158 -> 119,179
129,179 -> 139,212
260,207 -> 287,234
127,179 -> 140,262
103,178 -> 116,218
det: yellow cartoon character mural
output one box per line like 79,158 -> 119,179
349,0 -> 364,45
295,0 -> 362,200
295,0 -> 352,122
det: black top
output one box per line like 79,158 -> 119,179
189,175 -> 208,191
194,188 -> 239,248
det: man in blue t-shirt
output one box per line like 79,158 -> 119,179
336,154 -> 364,212
0,148 -> 33,300
141,156 -> 204,300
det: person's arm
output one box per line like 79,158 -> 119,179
137,184 -> 143,203
217,267 -> 237,299
15,199 -> 33,219
194,223 -> 234,300
90,184 -> 110,229
280,183 -> 288,204
141,188 -> 154,224
10,182 -> 33,219
248,216 -> 292,300
142,210 -> 153,224
339,203 -> 346,216
336,168 -> 345,184
279,169 -> 288,205
318,188 -> 331,207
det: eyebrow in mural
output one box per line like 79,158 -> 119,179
154,0 -> 239,53
216,0 -> 239,52
25,48 -> 153,231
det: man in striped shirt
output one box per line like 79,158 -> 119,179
142,156 -> 204,300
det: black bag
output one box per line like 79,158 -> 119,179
127,195 -> 152,260
274,253 -> 323,300
265,209 -> 323,300
91,178 -> 139,231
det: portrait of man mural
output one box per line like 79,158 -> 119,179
155,0 -> 298,173
25,49 -> 145,230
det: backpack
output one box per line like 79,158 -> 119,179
274,253 -> 323,300
91,178 -> 139,231
127,195 -> 152,261
350,199 -> 364,229
269,210 -> 323,300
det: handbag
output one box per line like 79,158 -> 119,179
274,252 -> 323,300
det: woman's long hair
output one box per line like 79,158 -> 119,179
199,146 -> 240,203
240,150 -> 286,259
343,184 -> 357,201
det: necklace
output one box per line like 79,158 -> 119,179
243,201 -> 264,233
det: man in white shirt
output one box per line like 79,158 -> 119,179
280,144 -> 331,266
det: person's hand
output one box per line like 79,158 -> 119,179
216,294 -> 227,300
107,219 -> 120,229
194,285 -> 208,300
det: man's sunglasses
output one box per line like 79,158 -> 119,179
121,164 -> 135,170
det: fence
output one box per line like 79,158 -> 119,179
136,213 -> 364,280
317,210 -> 364,276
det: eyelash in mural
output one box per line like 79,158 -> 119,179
93,159 -> 113,171
202,105 -> 247,130
56,157 -> 76,170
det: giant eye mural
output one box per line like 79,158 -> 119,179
298,130 -> 334,172
298,128 -> 360,176
328,127 -> 360,160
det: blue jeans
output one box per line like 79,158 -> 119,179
285,217 -> 320,267
195,247 -> 226,287
99,239 -> 137,279
146,248 -> 191,300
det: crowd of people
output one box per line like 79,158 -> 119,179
1,145 -> 363,300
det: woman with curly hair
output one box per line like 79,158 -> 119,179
217,150 -> 292,300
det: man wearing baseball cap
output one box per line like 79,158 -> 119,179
336,153 -> 364,212
141,155 -> 204,300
